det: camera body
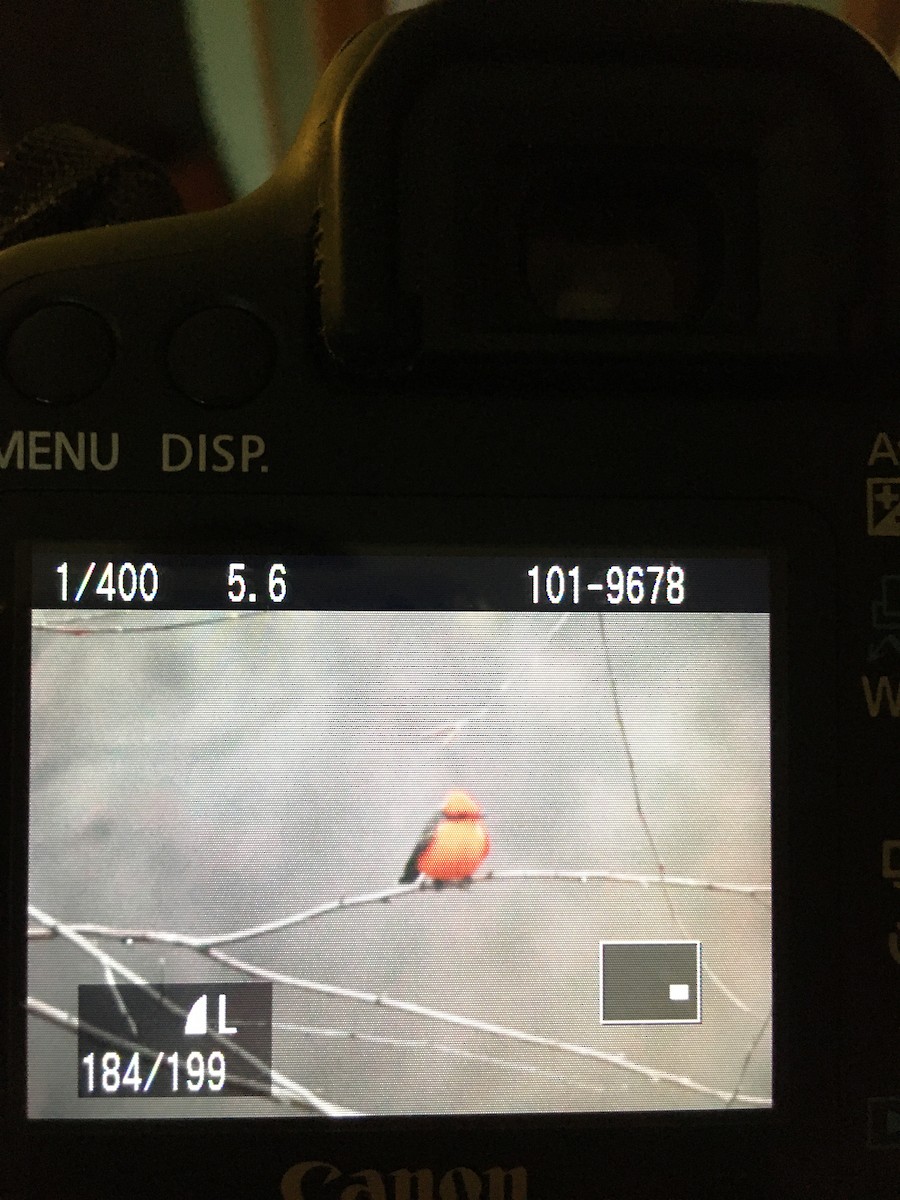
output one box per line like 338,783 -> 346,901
2,2 -> 900,1197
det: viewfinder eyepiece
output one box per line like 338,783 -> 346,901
524,161 -> 720,326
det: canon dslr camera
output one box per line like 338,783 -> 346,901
2,1 -> 900,1197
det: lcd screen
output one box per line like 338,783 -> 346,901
25,550 -> 772,1118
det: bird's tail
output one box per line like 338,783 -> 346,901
398,859 -> 420,885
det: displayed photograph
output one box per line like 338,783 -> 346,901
27,599 -> 771,1118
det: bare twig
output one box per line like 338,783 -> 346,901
597,614 -> 667,877
196,883 -> 423,948
203,944 -> 770,1107
32,615 -> 240,635
597,613 -> 762,1017
27,902 -> 770,1108
725,1009 -> 772,1109
27,868 -> 769,948
264,1020 -> 695,1102
103,963 -> 137,1036
423,611 -> 571,745
486,868 -> 769,899
27,904 -> 358,1117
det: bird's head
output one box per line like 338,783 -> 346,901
442,790 -> 482,820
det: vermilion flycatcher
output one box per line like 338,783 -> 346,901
398,790 -> 490,884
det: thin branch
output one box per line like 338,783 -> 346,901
597,613 -> 760,1017
597,614 -> 667,877
103,962 -> 137,1036
27,904 -> 358,1117
487,868 -> 769,899
423,611 -> 571,745
32,615 -> 240,635
27,869 -> 769,948
197,882 -> 422,948
202,945 -> 770,1107
725,1008 -> 772,1109
28,902 -> 770,1108
263,1020 -> 690,1102
31,989 -> 768,1112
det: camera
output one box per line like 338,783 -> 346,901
2,1 -> 900,1196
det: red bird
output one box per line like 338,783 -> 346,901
399,790 -> 490,885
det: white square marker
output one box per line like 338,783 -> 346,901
669,983 -> 690,1002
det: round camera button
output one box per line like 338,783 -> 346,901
167,307 -> 276,407
4,303 -> 115,403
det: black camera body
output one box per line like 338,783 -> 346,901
2,2 -> 900,1197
